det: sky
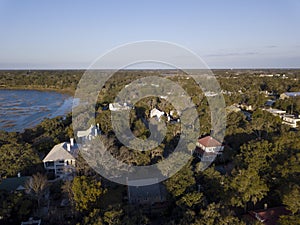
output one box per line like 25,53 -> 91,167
0,0 -> 299,69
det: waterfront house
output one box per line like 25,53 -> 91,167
43,139 -> 78,179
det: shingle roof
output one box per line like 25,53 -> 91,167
0,176 -> 31,192
43,142 -> 77,162
198,136 -> 222,147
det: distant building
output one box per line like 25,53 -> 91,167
150,108 -> 165,121
77,124 -> 100,141
280,92 -> 300,99
127,178 -> 166,205
195,136 -> 224,161
109,102 -> 131,111
264,108 -> 286,116
245,206 -> 290,225
282,114 -> 300,128
43,140 -> 78,179
0,175 -> 31,193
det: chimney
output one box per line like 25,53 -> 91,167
67,143 -> 71,152
17,172 -> 21,178
70,138 -> 74,147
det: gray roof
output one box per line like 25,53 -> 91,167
284,92 -> 300,97
0,176 -> 31,192
127,178 -> 163,203
43,142 -> 77,162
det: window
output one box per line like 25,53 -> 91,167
45,161 -> 54,167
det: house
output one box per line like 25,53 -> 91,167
195,136 -> 224,161
0,174 -> 31,193
150,108 -> 165,121
264,108 -> 286,117
282,114 -> 300,128
280,92 -> 300,99
77,124 -> 100,141
245,206 -> 290,225
127,178 -> 166,205
43,140 -> 78,179
109,102 -> 131,111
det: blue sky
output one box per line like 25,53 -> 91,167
0,0 -> 299,69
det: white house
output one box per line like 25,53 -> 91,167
195,136 -> 224,161
77,124 -> 100,141
282,114 -> 300,128
264,108 -> 286,116
150,108 -> 165,121
280,92 -> 300,99
43,140 -> 78,179
109,102 -> 131,111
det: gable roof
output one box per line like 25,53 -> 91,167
43,142 -> 77,162
198,136 -> 222,147
0,176 -> 31,192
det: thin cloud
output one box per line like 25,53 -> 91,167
204,52 -> 259,57
265,45 -> 278,48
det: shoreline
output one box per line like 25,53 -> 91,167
0,86 -> 75,96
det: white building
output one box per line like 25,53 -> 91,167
109,102 -> 131,111
282,114 -> 300,128
43,140 -> 78,179
77,124 -> 99,141
150,108 -> 165,121
264,108 -> 286,116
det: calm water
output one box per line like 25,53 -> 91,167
0,89 -> 77,132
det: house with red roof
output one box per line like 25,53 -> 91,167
245,206 -> 291,225
195,136 -> 224,161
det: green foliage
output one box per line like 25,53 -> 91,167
282,185 -> 300,214
81,208 -> 104,225
71,176 -> 104,212
278,214 -> 300,225
104,208 -> 124,225
164,164 -> 195,198
194,203 -> 245,225
0,190 -> 33,223
176,191 -> 204,209
0,142 -> 41,177
229,168 -> 269,209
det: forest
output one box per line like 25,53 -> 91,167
0,69 -> 299,225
